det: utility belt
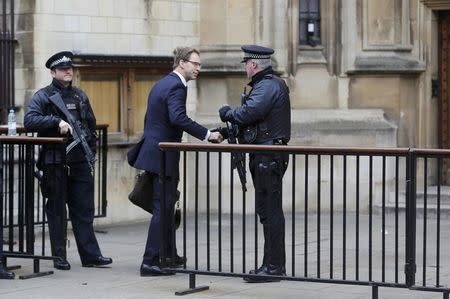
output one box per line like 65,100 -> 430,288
258,138 -> 288,146
238,124 -> 288,146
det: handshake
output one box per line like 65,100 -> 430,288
207,104 -> 233,143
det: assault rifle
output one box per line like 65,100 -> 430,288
65,119 -> 96,175
49,93 -> 96,176
213,123 -> 247,192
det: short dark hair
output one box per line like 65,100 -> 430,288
173,47 -> 199,69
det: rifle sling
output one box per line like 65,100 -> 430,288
48,92 -> 94,163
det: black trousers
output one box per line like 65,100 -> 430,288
143,175 -> 178,265
250,153 -> 288,268
43,162 -> 102,263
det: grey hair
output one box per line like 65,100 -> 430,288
250,58 -> 272,69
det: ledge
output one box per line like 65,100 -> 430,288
297,46 -> 327,65
348,55 -> 426,75
198,44 -> 278,74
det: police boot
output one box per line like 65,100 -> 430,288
0,261 -> 15,279
244,264 -> 286,283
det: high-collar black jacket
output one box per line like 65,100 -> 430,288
24,79 -> 97,164
227,67 -> 291,144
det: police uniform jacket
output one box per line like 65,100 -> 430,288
24,79 -> 97,165
227,67 -> 291,145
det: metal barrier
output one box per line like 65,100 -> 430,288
409,149 -> 450,298
0,125 -> 108,279
0,125 -> 108,220
0,136 -> 67,279
158,143 -> 450,298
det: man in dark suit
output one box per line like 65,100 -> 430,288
130,47 -> 223,276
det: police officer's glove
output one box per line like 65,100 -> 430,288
58,120 -> 73,135
211,127 -> 229,139
219,105 -> 232,122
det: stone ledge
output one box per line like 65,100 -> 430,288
199,44 -> 279,74
349,55 -> 426,74
194,109 -> 397,148
290,109 -> 397,147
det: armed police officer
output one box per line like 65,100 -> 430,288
24,51 -> 112,270
219,45 -> 291,283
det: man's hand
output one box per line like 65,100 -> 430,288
208,131 -> 224,143
219,105 -> 232,122
58,120 -> 73,135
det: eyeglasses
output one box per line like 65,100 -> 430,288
184,60 -> 202,68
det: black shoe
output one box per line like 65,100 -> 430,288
82,256 -> 113,267
140,263 -> 175,276
248,264 -> 265,275
54,259 -> 71,270
0,266 -> 15,279
164,255 -> 187,268
244,264 -> 286,283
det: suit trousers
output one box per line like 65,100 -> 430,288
250,153 -> 288,268
43,162 -> 102,263
143,175 -> 178,265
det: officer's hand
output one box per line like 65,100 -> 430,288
219,105 -> 232,122
58,120 -> 73,135
211,127 -> 229,139
208,131 -> 224,143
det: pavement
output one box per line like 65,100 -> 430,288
0,216 -> 448,299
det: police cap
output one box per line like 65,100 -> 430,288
241,45 -> 274,63
45,51 -> 73,69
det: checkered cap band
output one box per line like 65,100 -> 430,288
243,53 -> 271,60
50,56 -> 72,68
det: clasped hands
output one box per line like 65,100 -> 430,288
208,104 -> 233,143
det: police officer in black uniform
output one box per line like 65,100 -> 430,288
24,51 -> 112,270
219,45 -> 291,283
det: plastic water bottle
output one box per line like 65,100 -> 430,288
7,109 -> 17,136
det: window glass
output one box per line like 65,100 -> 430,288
299,0 -> 321,46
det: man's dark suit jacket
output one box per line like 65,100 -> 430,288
130,72 -> 208,178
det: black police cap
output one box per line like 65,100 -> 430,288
241,45 -> 274,62
45,51 -> 73,69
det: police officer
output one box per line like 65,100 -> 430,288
219,45 -> 291,283
24,51 -> 112,270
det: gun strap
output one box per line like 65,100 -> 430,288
48,92 -> 94,160
48,92 -> 78,127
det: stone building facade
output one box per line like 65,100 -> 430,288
10,0 -> 449,224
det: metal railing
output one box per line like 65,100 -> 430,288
1,136 -> 67,279
0,125 -> 108,278
158,143 -> 450,298
0,125 -> 108,221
